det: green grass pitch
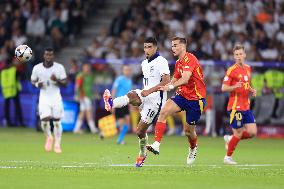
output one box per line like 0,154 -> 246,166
0,127 -> 283,189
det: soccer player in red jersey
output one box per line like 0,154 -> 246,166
222,44 -> 257,165
147,37 -> 206,165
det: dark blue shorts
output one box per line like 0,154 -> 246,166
228,110 -> 256,129
171,95 -> 206,125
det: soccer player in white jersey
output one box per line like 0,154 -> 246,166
31,48 -> 67,153
103,37 -> 170,167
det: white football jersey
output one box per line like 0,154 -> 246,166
141,55 -> 170,99
31,62 -> 67,104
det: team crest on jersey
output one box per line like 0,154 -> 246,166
224,76 -> 229,81
244,75 -> 248,81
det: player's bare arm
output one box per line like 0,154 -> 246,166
160,71 -> 192,92
141,74 -> 170,97
51,74 -> 68,87
249,86 -> 257,97
31,78 -> 44,88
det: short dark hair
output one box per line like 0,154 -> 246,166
171,36 -> 187,45
144,37 -> 157,46
45,47 -> 54,52
233,44 -> 245,53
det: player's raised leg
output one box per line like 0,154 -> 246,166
224,116 -> 257,165
242,123 -> 257,139
103,90 -> 141,112
224,126 -> 243,164
146,99 -> 181,155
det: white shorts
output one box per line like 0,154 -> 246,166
38,101 -> 64,120
79,97 -> 92,111
134,89 -> 166,124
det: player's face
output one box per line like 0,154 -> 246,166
233,49 -> 246,64
171,40 -> 184,57
122,66 -> 131,78
44,51 -> 54,64
144,43 -> 157,59
82,64 -> 91,74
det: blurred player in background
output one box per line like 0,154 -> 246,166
147,37 -> 206,165
112,64 -> 132,144
103,37 -> 170,167
1,58 -> 24,127
73,63 -> 98,134
31,48 -> 67,153
222,44 -> 257,165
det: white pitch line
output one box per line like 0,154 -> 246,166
62,165 -> 85,168
0,166 -> 23,169
234,164 -> 279,167
109,164 -> 284,167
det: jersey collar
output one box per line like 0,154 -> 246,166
147,52 -> 160,63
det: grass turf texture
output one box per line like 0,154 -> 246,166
0,128 -> 283,189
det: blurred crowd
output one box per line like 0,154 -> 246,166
85,0 -> 284,62
0,0 -> 104,78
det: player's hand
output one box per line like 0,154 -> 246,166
50,74 -> 58,82
141,90 -> 150,97
159,85 -> 169,91
250,88 -> 257,97
37,82 -> 44,88
159,84 -> 172,92
234,81 -> 243,89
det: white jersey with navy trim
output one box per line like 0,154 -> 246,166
31,62 -> 67,105
137,55 -> 170,124
141,55 -> 170,99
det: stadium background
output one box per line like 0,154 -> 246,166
0,0 -> 284,138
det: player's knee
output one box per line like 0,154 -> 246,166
127,91 -> 141,106
184,128 -> 196,138
249,129 -> 257,138
127,91 -> 137,100
184,130 -> 191,137
233,130 -> 243,138
159,108 -> 169,120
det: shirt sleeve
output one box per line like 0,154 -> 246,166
223,70 -> 233,86
31,67 -> 38,82
58,65 -> 67,80
158,58 -> 170,76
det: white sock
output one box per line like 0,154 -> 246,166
139,134 -> 148,157
88,120 -> 98,133
153,141 -> 160,147
73,119 -> 82,133
41,121 -> 52,137
228,135 -> 232,141
205,111 -> 211,134
113,95 -> 129,108
53,121 -> 63,146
